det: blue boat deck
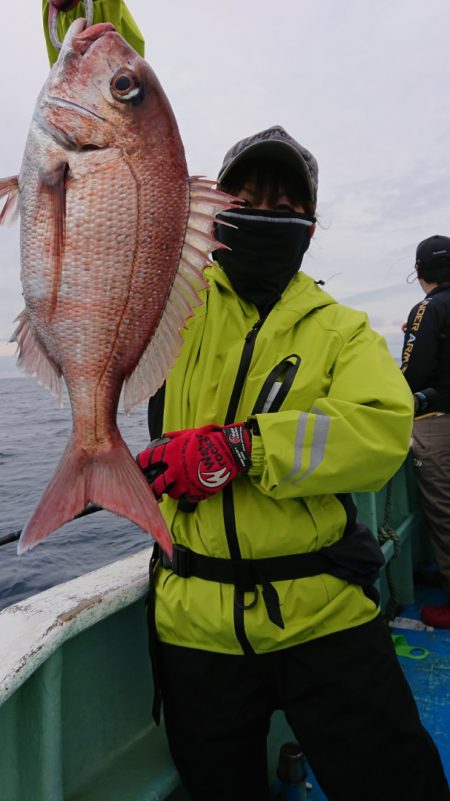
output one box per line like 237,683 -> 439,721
392,586 -> 450,778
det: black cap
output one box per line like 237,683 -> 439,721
217,125 -> 318,204
416,235 -> 450,269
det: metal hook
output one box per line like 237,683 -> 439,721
49,0 -> 95,51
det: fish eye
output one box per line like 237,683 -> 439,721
110,69 -> 143,103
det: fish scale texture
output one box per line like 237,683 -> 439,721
20,129 -> 189,443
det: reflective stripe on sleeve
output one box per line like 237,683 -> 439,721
283,412 -> 331,483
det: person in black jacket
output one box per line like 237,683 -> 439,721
401,234 -> 450,628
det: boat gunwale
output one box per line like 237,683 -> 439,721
0,545 -> 153,704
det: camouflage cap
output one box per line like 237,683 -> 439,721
217,125 -> 318,204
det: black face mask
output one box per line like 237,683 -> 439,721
214,208 -> 315,310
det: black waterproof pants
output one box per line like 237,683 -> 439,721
158,615 -> 449,801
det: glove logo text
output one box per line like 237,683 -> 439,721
197,464 -> 232,488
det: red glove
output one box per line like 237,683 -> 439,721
136,424 -> 252,503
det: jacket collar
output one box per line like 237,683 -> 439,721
206,262 -> 337,321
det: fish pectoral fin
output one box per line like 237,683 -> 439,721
0,175 -> 20,225
123,177 -> 238,414
11,309 -> 63,404
38,163 -> 68,296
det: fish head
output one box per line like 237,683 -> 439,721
36,18 -> 183,158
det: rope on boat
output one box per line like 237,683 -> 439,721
377,479 -> 401,621
0,504 -> 102,548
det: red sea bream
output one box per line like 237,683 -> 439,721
0,19 -> 233,556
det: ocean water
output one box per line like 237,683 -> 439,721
0,376 -> 153,611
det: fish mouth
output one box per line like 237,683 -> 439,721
61,18 -> 116,56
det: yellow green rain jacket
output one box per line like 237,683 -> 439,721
42,3 -> 414,655
150,267 -> 413,654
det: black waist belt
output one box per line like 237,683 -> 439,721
160,543 -> 331,591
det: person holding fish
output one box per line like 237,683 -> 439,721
33,3 -> 449,800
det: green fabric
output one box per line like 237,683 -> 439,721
154,267 -> 414,654
42,0 -> 145,65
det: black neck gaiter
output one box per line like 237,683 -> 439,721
214,208 -> 315,310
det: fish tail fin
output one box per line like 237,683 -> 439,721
85,437 -> 173,556
18,435 -> 173,557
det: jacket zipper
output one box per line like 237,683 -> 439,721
225,320 -> 263,425
223,318 -> 263,655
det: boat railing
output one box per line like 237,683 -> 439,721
354,452 -> 427,611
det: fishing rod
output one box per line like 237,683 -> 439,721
0,504 -> 102,548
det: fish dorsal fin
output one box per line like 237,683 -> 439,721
0,176 -> 20,225
123,178 -> 237,413
12,310 -> 63,404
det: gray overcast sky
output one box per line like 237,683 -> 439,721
1,0 -> 449,374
